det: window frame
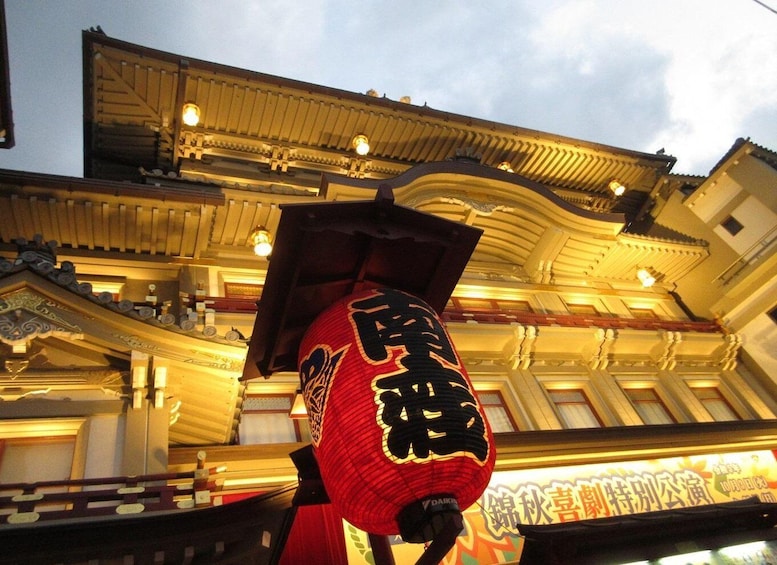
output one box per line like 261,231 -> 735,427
627,306 -> 659,320
474,389 -> 519,433
622,386 -> 677,425
721,215 -> 744,236
768,305 -> 777,325
0,418 -> 87,485
223,282 -> 263,298
238,393 -> 311,445
564,302 -> 600,317
447,296 -> 534,314
688,385 -> 741,422
545,386 -> 604,429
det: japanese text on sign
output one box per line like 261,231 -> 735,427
480,451 -> 777,539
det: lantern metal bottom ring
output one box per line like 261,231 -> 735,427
397,494 -> 462,543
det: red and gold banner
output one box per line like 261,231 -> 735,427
344,450 -> 777,564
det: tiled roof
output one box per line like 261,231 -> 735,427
0,235 -> 244,345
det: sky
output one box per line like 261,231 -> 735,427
1,0 -> 776,178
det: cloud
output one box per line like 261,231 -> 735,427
488,0 -> 777,172
0,0 -> 775,177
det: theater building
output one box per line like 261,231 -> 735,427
1,28 -> 777,564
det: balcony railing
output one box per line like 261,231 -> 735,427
0,461 -> 219,525
715,223 -> 777,286
172,294 -> 723,335
442,308 -> 722,333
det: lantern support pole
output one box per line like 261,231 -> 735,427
413,512 -> 462,565
368,533 -> 396,565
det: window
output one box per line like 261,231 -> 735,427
566,303 -> 599,316
477,391 -> 518,433
0,418 -> 85,493
691,387 -> 740,421
238,394 -> 311,444
224,282 -> 263,298
495,300 -> 533,313
547,389 -> 602,429
0,437 -> 76,484
0,435 -> 78,514
447,297 -> 532,313
721,216 -> 744,236
453,297 -> 494,311
628,307 -> 658,320
624,388 -> 676,424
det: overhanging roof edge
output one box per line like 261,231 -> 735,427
81,31 -> 678,170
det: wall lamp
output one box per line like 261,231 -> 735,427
289,389 -> 308,419
608,179 -> 626,197
182,102 -> 201,127
352,134 -> 370,156
497,161 -> 514,173
249,226 -> 273,257
637,268 -> 657,288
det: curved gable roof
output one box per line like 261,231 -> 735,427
0,241 -> 245,445
323,160 -> 708,285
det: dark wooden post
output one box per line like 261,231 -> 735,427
368,533 -> 396,565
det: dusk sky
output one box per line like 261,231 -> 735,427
1,0 -> 776,177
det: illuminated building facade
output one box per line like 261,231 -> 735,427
1,29 -> 777,564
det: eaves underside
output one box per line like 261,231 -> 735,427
83,31 -> 676,213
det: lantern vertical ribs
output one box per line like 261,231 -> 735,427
298,288 -> 496,542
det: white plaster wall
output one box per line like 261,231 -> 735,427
713,195 -> 777,256
741,314 -> 777,387
83,414 -> 125,479
687,175 -> 743,224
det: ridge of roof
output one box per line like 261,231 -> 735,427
620,223 -> 708,247
708,137 -> 751,175
0,168 -> 225,205
707,137 -> 777,177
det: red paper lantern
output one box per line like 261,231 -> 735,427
298,287 -> 496,541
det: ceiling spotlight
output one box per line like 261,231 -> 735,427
249,226 -> 273,257
497,161 -> 514,173
182,103 -> 201,127
608,180 -> 626,197
352,134 -> 370,156
637,268 -> 657,288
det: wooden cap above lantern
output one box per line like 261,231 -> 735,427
242,184 -> 483,380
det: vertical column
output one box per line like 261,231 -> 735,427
123,351 -> 150,475
148,360 -> 169,473
122,352 -> 169,475
503,324 -> 563,430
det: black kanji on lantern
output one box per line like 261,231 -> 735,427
349,288 -> 457,365
349,288 -> 489,463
